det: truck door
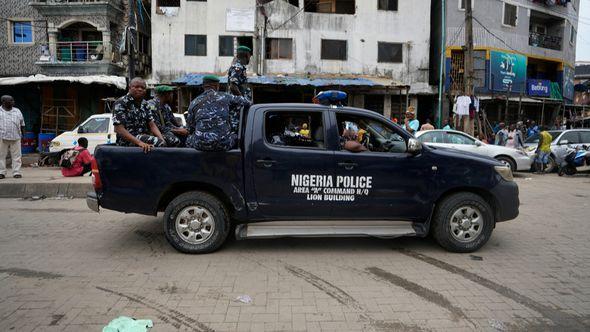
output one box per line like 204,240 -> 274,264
330,112 -> 434,221
250,108 -> 334,218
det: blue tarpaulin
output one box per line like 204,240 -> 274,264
173,74 -> 386,87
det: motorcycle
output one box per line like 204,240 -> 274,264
558,145 -> 590,176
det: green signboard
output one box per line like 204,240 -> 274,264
489,50 -> 527,92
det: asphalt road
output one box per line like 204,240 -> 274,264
0,174 -> 589,331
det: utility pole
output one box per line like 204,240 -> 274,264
463,0 -> 475,135
436,0 -> 446,129
127,0 -> 136,82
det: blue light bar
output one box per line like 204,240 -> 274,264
314,90 -> 348,106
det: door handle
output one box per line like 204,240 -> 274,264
256,159 -> 277,168
338,162 -> 358,170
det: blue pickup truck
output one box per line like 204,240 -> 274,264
87,103 -> 519,254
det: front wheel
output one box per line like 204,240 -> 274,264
432,193 -> 495,253
163,191 -> 230,254
495,156 -> 516,173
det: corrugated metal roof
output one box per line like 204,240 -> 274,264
172,74 -> 391,87
575,65 -> 590,78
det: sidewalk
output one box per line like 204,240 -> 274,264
0,167 -> 92,198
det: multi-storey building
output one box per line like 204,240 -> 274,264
152,0 -> 436,121
432,0 -> 580,125
0,0 -> 151,140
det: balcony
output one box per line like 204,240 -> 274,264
36,41 -> 124,76
30,0 -> 123,17
529,32 -> 562,51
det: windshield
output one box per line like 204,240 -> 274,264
524,131 -> 561,144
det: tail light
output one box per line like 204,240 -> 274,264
91,158 -> 102,190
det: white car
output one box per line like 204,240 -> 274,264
50,113 -> 187,154
415,129 -> 532,172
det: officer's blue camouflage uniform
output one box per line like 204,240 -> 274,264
227,59 -> 252,134
146,97 -> 182,147
186,89 -> 251,152
113,94 -> 164,147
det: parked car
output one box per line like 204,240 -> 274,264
50,113 -> 187,154
523,129 -> 590,172
415,129 -> 532,172
87,103 -> 519,254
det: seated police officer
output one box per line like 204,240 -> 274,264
186,75 -> 251,152
113,77 -> 165,153
146,85 -> 189,147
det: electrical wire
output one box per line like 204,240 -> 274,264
472,16 -> 526,56
266,1 -> 315,34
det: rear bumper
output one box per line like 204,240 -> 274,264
86,191 -> 100,213
490,181 -> 519,222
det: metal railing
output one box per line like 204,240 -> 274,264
39,41 -> 109,63
529,32 -> 562,51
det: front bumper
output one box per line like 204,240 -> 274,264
490,180 -> 519,222
515,154 -> 534,171
86,191 -> 100,213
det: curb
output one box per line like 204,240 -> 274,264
0,183 -> 92,198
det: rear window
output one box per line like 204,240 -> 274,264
525,131 -> 561,144
265,111 -> 325,149
579,131 -> 590,144
418,131 -> 444,143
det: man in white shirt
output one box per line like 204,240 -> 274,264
0,95 -> 25,179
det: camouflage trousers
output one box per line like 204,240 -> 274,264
135,134 -> 165,147
161,131 -> 182,147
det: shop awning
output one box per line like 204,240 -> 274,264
173,74 -> 404,88
478,96 -> 564,104
0,74 -> 127,90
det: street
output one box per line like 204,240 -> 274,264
0,174 -> 589,332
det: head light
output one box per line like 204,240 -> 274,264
494,165 -> 513,182
50,141 -> 60,147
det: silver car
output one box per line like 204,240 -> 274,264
415,130 -> 532,172
524,129 -> 590,172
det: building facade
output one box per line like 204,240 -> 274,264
0,0 -> 152,143
152,0 -> 435,121
435,0 -> 580,126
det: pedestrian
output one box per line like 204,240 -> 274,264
403,106 -> 420,134
113,77 -> 166,153
227,46 -> 252,135
505,124 -> 525,150
392,117 -> 399,125
494,122 -> 508,146
442,118 -> 452,130
535,126 -> 552,174
0,95 -> 25,179
146,85 -> 188,147
186,75 -> 251,152
61,137 -> 93,177
527,120 -> 539,138
420,118 -> 435,131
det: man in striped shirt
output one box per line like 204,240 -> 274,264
0,95 -> 25,179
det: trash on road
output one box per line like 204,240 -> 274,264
235,295 -> 252,304
19,195 -> 46,201
488,319 -> 506,331
470,255 -> 483,261
103,316 -> 153,332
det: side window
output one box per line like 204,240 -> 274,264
446,133 -> 475,145
265,111 -> 325,149
336,114 -> 406,153
560,131 -> 580,144
78,117 -> 109,134
419,131 -> 444,143
579,131 -> 590,144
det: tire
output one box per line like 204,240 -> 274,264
432,192 -> 495,253
564,165 -> 577,176
545,155 -> 556,173
495,156 -> 516,173
163,191 -> 230,254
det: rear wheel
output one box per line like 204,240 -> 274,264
432,193 -> 495,253
545,155 -> 557,173
163,191 -> 230,254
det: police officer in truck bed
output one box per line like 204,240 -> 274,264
186,75 -> 251,152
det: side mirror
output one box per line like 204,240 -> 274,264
475,141 -> 482,147
407,138 -> 423,154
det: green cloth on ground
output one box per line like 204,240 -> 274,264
103,316 -> 153,332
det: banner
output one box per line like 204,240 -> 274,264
527,79 -> 551,97
489,51 -> 527,92
563,66 -> 575,101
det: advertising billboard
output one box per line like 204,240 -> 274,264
489,51 -> 527,92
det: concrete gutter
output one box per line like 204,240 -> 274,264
0,167 -> 92,199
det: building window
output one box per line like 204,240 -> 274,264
304,0 -> 355,15
503,3 -> 517,27
321,39 -> 347,60
11,21 -> 33,44
266,38 -> 293,59
219,36 -> 235,56
185,35 -> 206,56
157,0 -> 180,6
378,42 -> 403,63
570,25 -> 576,45
458,0 -> 473,10
378,0 -> 397,11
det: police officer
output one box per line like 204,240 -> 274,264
113,77 -> 165,153
228,46 -> 252,135
146,85 -> 188,147
186,75 -> 251,152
